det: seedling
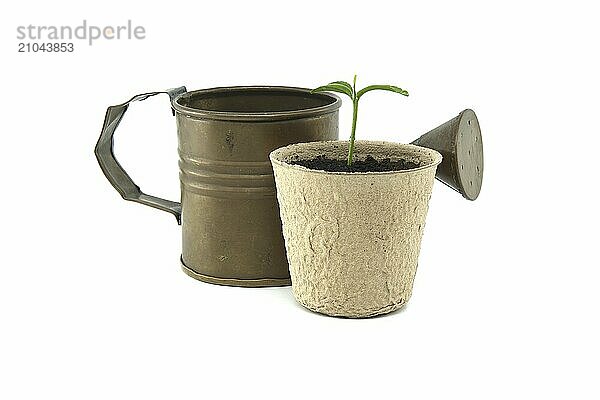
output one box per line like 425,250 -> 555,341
311,75 -> 409,166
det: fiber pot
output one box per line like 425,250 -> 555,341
270,141 -> 442,317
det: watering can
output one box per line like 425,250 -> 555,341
95,84 -> 483,288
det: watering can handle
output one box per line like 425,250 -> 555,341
94,86 -> 188,224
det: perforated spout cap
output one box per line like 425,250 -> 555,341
412,109 -> 483,200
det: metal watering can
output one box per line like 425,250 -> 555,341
95,86 -> 341,287
95,84 -> 483,288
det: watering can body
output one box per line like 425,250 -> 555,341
96,86 -> 341,287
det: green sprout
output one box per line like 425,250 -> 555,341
311,75 -> 409,166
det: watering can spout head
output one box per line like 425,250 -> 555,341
411,109 -> 484,201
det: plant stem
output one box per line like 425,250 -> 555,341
347,98 -> 359,166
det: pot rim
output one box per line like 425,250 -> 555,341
270,140 -> 443,176
172,86 -> 341,121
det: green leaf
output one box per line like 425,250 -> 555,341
329,81 -> 354,96
356,85 -> 409,99
311,82 -> 354,98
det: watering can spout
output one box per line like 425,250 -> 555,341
411,109 -> 484,201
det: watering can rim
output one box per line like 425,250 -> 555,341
172,85 -> 342,122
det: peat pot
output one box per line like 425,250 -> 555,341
95,86 -> 341,287
270,141 -> 442,317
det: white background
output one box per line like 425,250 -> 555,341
1,1 -> 599,399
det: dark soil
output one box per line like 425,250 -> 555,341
289,155 -> 421,173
